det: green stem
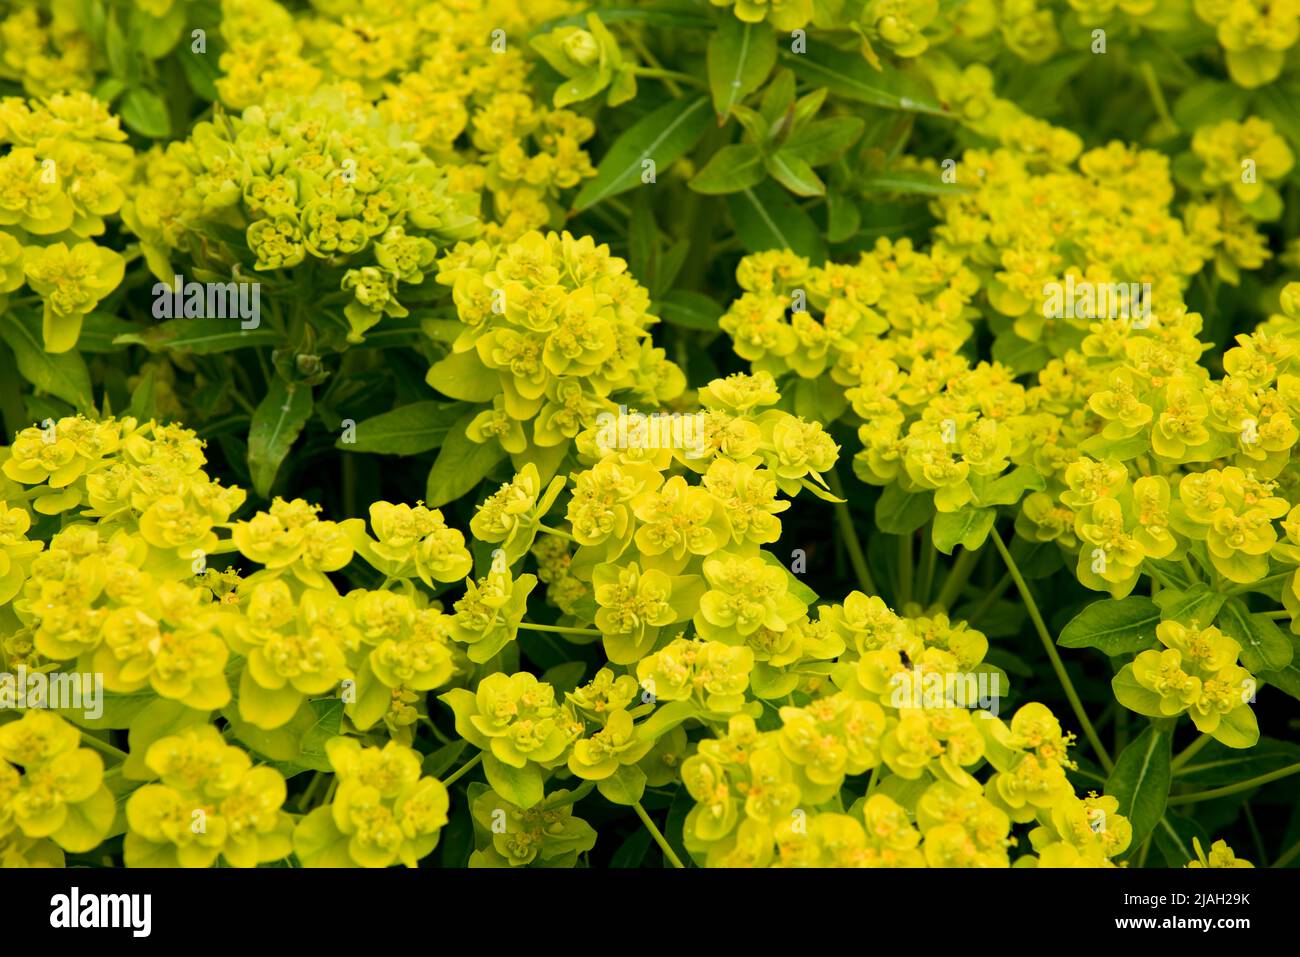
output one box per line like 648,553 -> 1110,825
297,771 -> 327,812
828,469 -> 877,595
1168,761 -> 1300,806
631,66 -> 706,91
519,622 -> 603,637
897,533 -> 913,607
1274,837 -> 1300,868
442,753 -> 483,788
633,801 -> 685,869
0,342 -> 29,439
1170,733 -> 1212,773
991,529 -> 1115,774
538,523 -> 574,541
1136,834 -> 1153,868
935,546 -> 982,611
966,570 -> 1013,625
1263,609 -> 1291,620
1139,61 -> 1176,131
342,454 -> 357,521
621,29 -> 683,98
918,534 -> 938,604
421,716 -> 452,745
1244,803 -> 1268,867
79,731 -> 127,763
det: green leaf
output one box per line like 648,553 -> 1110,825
1059,597 -> 1161,656
857,169 -> 974,195
113,319 -> 278,354
1176,738 -> 1300,787
104,10 -> 139,84
726,180 -> 825,261
481,753 -> 544,809
0,315 -> 93,412
119,88 -> 170,138
1258,634 -> 1300,702
1153,582 -> 1225,628
335,401 -> 465,455
293,807 -> 352,867
425,411 -> 507,507
991,331 -> 1050,376
1153,813 -> 1210,868
627,194 -> 658,285
596,764 -> 647,805
247,377 -> 313,498
656,290 -> 723,331
765,150 -> 825,196
1217,598 -> 1294,673
51,689 -> 163,731
296,699 -> 344,770
1146,558 -> 1196,591
422,740 -> 469,779
707,17 -> 776,121
968,466 -> 1044,507
782,117 -> 865,167
1008,536 -> 1063,580
826,190 -> 861,243
1256,80 -> 1300,153
533,1 -> 711,32
1105,725 -> 1172,857
573,96 -> 711,210
425,348 -> 501,402
610,826 -> 652,867
179,47 -> 220,102
1172,80 -> 1249,131
874,483 -> 934,535
77,312 -> 138,352
125,367 -> 157,422
688,143 -> 765,194
539,661 -> 588,695
222,700 -> 316,765
123,700 -> 209,780
781,43 -> 946,115
931,506 -> 993,555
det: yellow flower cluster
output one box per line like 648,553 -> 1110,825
431,230 -> 685,458
0,710 -> 114,867
123,84 -> 479,344
0,92 -> 131,351
1183,117 -> 1294,283
215,0 -> 594,242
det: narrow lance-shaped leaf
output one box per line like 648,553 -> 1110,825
336,401 -> 466,455
708,17 -> 777,122
573,96 -> 711,211
247,377 -> 313,498
1105,725 -> 1172,857
781,43 -> 947,115
1058,597 -> 1161,656
726,179 -> 825,261
425,411 -> 508,507
688,143 -> 766,195
1,313 -> 94,413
